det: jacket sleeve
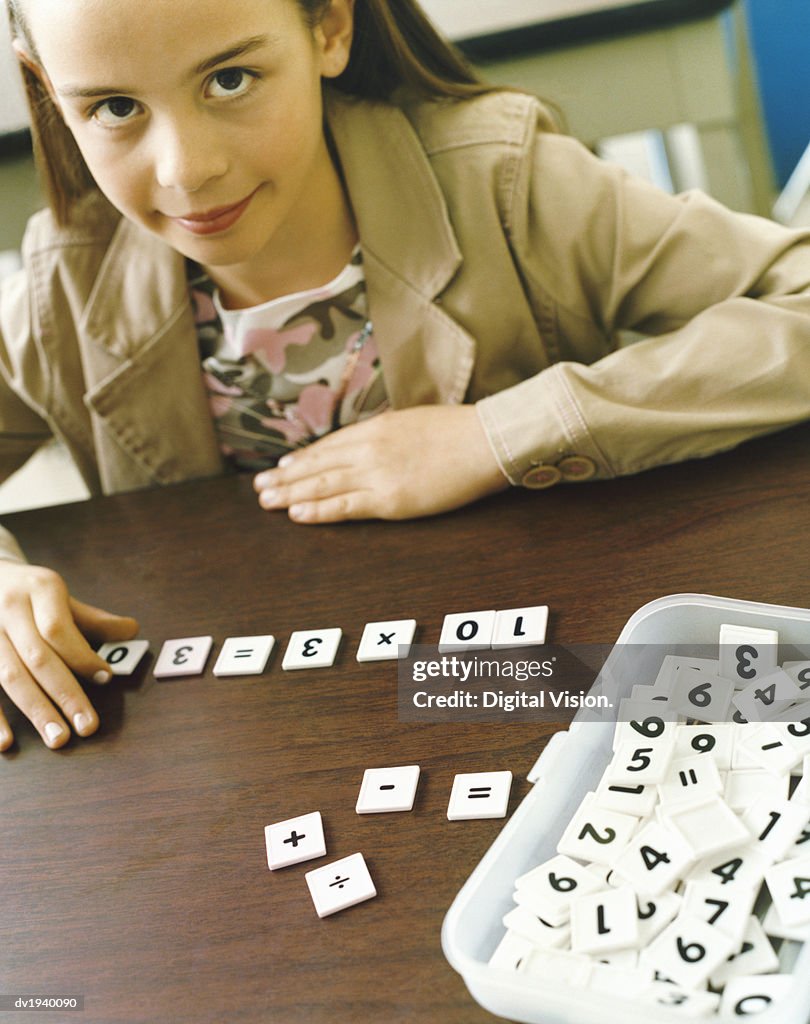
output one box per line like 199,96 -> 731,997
0,266 -> 55,562
476,127 -> 810,484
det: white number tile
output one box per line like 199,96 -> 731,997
491,605 -> 548,649
737,722 -> 803,776
355,619 -> 417,662
502,905 -> 570,950
670,667 -> 734,723
783,660 -> 810,695
587,963 -> 654,998
488,930 -> 535,971
153,636 -> 213,679
763,901 -> 810,942
685,843 -> 770,893
720,975 -> 795,1018
355,765 -> 420,814
610,821 -> 695,896
635,891 -> 682,946
709,915 -> 779,989
657,754 -> 723,806
719,623 -> 779,685
681,880 -> 755,943
674,723 -> 734,770
663,795 -> 750,860
595,778 -> 658,818
742,794 -> 810,864
732,669 -> 801,724
438,610 -> 496,653
520,949 -> 593,987
305,852 -> 376,918
639,914 -> 736,990
513,854 -> 605,926
212,635 -> 275,677
612,701 -> 677,753
606,737 -> 677,787
97,639 -> 150,676
764,854 -> 810,928
642,981 -> 721,1015
281,628 -> 342,671
724,769 -> 789,813
556,793 -> 638,865
570,885 -> 639,955
264,810 -> 326,870
447,770 -> 512,820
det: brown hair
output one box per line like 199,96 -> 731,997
8,0 -> 547,226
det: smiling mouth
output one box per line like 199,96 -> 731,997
168,188 -> 258,235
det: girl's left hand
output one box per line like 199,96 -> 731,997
252,405 -> 509,523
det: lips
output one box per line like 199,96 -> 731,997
168,188 -> 258,236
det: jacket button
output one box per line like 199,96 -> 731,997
557,455 -> 597,481
521,464 -> 562,489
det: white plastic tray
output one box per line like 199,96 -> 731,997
442,593 -> 810,1024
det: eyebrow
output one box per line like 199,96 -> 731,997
57,34 -> 272,99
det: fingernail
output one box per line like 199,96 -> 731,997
73,712 -> 93,734
94,669 -> 112,684
260,489 -> 280,507
44,722 -> 65,745
278,455 -> 294,468
289,504 -> 305,519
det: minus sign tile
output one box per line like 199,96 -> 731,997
356,765 -> 421,814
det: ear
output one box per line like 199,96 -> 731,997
314,0 -> 355,79
12,38 -> 60,108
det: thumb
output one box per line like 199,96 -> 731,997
69,596 -> 140,644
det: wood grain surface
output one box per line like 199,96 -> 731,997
1,422 -> 808,1024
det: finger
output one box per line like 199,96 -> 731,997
0,705 -> 13,751
0,632 -> 74,748
70,597 -> 139,644
253,440 -> 359,493
28,591 -> 128,685
287,489 -> 377,524
5,609 -> 101,739
257,468 -> 360,511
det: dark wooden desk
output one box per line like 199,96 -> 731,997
1,423 -> 808,1024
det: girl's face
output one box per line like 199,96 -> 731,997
21,0 -> 353,269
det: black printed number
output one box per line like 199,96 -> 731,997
630,716 -> 665,739
106,646 -> 128,665
172,645 -> 193,666
735,644 -> 758,680
676,938 -> 706,963
549,872 -> 577,892
578,822 -> 616,845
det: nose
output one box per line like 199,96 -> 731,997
153,115 -> 228,193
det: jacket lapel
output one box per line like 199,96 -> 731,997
326,92 -> 476,406
79,218 -> 222,491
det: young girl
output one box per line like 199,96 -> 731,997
1,0 -> 809,752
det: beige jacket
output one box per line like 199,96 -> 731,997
1,89 -> 809,558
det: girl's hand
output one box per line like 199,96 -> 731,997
253,405 -> 509,523
0,564 -> 139,751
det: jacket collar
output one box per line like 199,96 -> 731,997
325,91 -> 475,406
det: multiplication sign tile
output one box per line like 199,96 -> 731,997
265,810 -> 326,870
213,635 -> 275,676
282,628 -> 342,670
356,765 -> 420,813
154,636 -> 213,679
97,639 -> 150,676
356,619 -> 417,662
305,852 -> 376,918
447,770 -> 512,820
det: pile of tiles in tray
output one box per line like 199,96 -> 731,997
490,629 -> 810,1018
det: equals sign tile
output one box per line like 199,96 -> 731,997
468,787 -> 492,799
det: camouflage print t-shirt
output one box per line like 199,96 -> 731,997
187,248 -> 389,470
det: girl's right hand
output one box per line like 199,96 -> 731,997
0,563 -> 139,751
